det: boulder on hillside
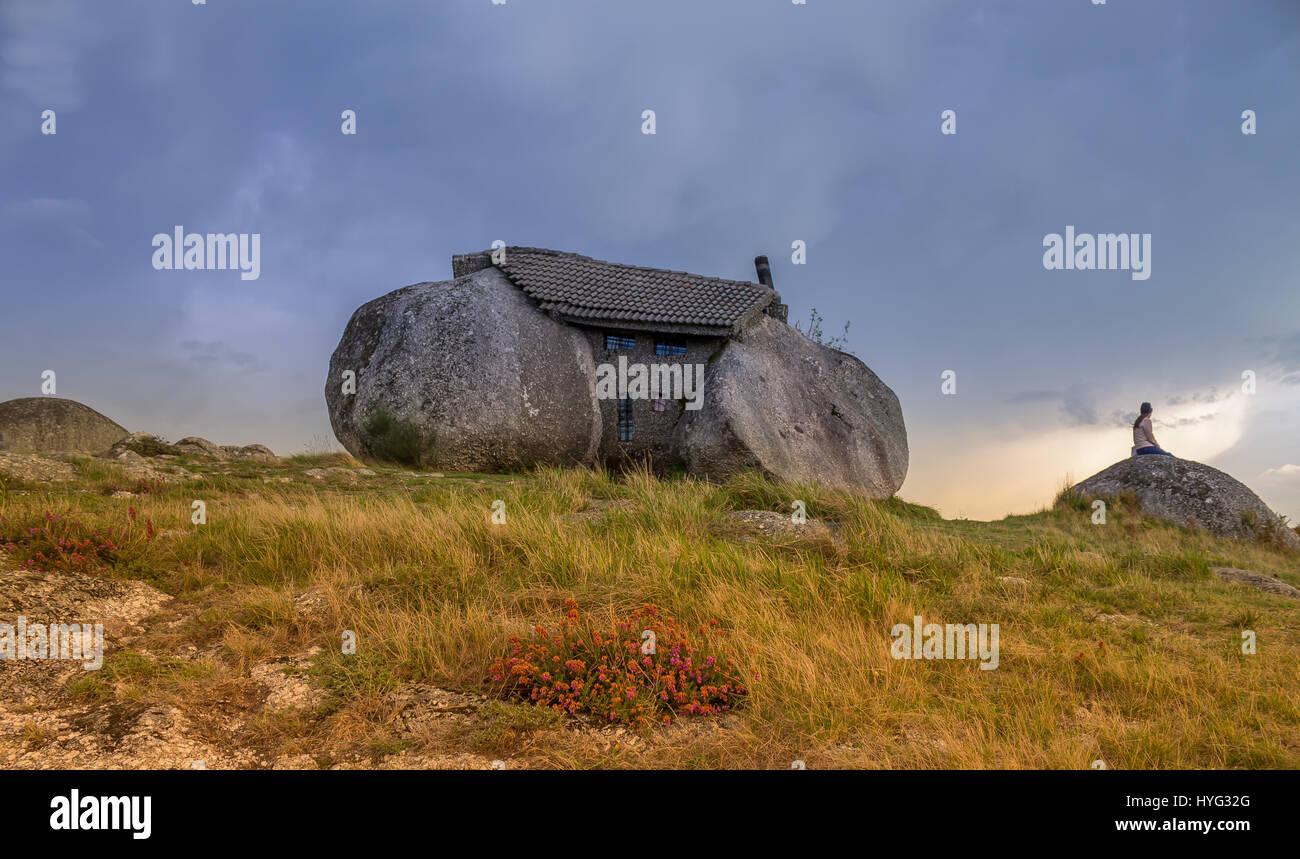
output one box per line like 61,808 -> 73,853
1070,456 -> 1300,550
326,267 -> 602,471
672,316 -> 908,497
0,397 -> 128,455
174,437 -> 228,459
222,444 -> 277,462
100,431 -> 179,459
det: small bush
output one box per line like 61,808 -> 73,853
488,600 -> 750,727
0,507 -> 155,575
1054,487 -> 1090,513
286,452 -> 360,468
794,306 -> 852,352
363,407 -> 435,468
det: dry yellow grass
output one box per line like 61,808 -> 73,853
3,458 -> 1298,768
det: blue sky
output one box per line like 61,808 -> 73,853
2,0 -> 1298,521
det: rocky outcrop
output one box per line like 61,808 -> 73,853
1212,567 -> 1300,599
326,267 -> 602,471
221,444 -> 277,462
100,433 -> 276,463
0,398 -> 127,455
0,452 -> 79,483
672,316 -> 908,497
173,437 -> 226,459
100,431 -> 179,459
1071,457 -> 1300,550
172,437 -> 278,462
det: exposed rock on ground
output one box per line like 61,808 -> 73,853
0,398 -> 128,455
0,566 -> 171,634
251,648 -> 326,712
1212,567 -> 1300,599
1095,612 -> 1157,627
1070,456 -> 1300,549
724,509 -> 838,541
303,466 -> 377,482
0,452 -> 79,483
568,497 -> 635,523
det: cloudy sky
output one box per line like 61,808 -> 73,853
2,0 -> 1298,522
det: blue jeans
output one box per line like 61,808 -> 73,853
1135,446 -> 1173,456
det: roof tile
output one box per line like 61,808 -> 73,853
490,247 -> 772,331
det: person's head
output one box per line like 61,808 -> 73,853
1133,402 -> 1153,429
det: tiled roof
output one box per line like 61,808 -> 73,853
487,247 -> 774,332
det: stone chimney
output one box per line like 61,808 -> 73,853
755,255 -> 788,323
451,251 -> 494,279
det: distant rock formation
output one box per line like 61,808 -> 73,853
1071,456 -> 1300,550
0,397 -> 127,455
175,437 -> 278,462
100,432 -> 276,463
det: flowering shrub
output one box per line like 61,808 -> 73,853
489,600 -> 751,727
0,507 -> 155,575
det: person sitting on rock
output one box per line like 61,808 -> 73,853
1132,402 -> 1174,456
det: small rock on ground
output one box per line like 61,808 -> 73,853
1212,567 -> 1300,599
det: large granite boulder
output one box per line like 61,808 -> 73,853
672,316 -> 908,497
0,397 -> 128,455
1071,456 -> 1300,550
326,267 -> 601,470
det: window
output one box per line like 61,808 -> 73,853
654,340 -> 687,356
618,398 -> 633,441
652,398 -> 667,412
605,333 -> 636,351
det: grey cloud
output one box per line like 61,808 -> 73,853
179,341 -> 262,371
1,0 -> 99,109
1007,390 -> 1059,404
1062,384 -> 1098,426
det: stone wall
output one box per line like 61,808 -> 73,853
580,327 -> 725,471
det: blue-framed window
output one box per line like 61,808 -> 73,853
618,398 -> 633,441
654,340 -> 687,356
605,333 -> 636,350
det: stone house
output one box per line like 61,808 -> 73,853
449,248 -> 789,470
327,246 -> 907,496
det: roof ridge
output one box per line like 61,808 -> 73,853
500,246 -> 764,290
459,246 -> 776,333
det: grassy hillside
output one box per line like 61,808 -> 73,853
2,455 -> 1298,768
